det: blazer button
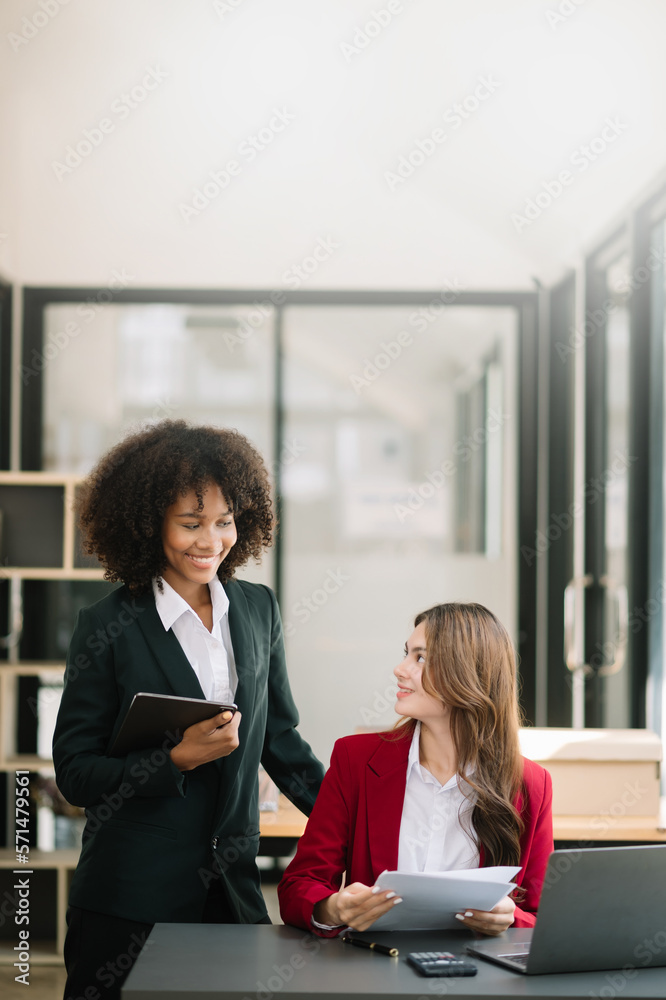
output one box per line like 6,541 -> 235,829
212,837 -> 219,850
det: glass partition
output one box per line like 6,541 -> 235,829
280,305 -> 518,761
41,301 -> 276,585
649,218 -> 666,767
600,254 -> 632,727
25,290 -> 533,763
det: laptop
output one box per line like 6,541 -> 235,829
466,844 -> 666,975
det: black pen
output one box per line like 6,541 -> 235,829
341,933 -> 399,957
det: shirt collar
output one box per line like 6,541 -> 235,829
406,720 -> 423,778
208,574 -> 230,626
152,576 -> 229,632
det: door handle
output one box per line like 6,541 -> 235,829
563,574 -> 593,673
595,575 -> 628,677
563,574 -> 628,677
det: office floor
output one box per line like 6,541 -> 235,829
0,887 -> 282,1000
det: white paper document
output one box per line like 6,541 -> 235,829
370,866 -> 520,931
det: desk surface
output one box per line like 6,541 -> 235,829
260,798 -> 666,843
258,798 -> 307,838
122,924 -> 666,1000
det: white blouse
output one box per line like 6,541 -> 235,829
152,576 -> 237,703
398,722 -> 479,872
312,721 -> 479,929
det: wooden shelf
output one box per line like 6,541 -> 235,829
0,848 -> 80,867
0,473 -> 84,486
0,663 -> 65,677
0,471 -> 104,575
0,850 -> 78,965
0,663 -> 65,769
0,941 -> 62,965
0,472 -> 103,967
2,756 -> 56,770
0,568 -> 105,580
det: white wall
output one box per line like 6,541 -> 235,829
4,0 -> 666,763
2,0 -> 666,290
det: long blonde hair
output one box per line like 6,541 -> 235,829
399,602 -> 524,867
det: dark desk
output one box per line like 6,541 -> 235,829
122,924 -> 666,1000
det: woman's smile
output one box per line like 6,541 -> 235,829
185,552 -> 221,566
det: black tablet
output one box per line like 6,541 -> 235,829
108,692 -> 237,757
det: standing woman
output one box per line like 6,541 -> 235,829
53,420 -> 324,999
279,602 -> 553,936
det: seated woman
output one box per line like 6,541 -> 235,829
278,602 -> 553,937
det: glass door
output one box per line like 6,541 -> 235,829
582,246 -> 632,729
18,299 -> 277,666
279,304 -> 519,762
648,210 -> 666,781
19,287 -> 538,763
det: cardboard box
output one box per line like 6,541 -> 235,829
518,728 -> 662,819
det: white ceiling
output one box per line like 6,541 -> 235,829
1,0 -> 666,289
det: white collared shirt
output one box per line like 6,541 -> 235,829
397,721 -> 479,872
152,576 -> 237,703
311,721 -> 479,931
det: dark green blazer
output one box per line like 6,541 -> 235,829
52,580 -> 324,924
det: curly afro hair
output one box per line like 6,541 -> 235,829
76,420 -> 274,593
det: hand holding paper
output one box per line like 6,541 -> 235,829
370,866 -> 520,931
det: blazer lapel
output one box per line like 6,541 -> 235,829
133,582 -> 258,713
133,591 -> 206,699
225,579 -> 257,721
365,735 -> 411,880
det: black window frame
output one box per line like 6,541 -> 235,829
16,286 -> 540,717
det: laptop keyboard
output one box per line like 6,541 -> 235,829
498,952 -> 529,967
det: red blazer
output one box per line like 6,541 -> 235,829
278,731 -> 553,934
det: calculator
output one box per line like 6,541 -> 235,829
407,951 -> 478,977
